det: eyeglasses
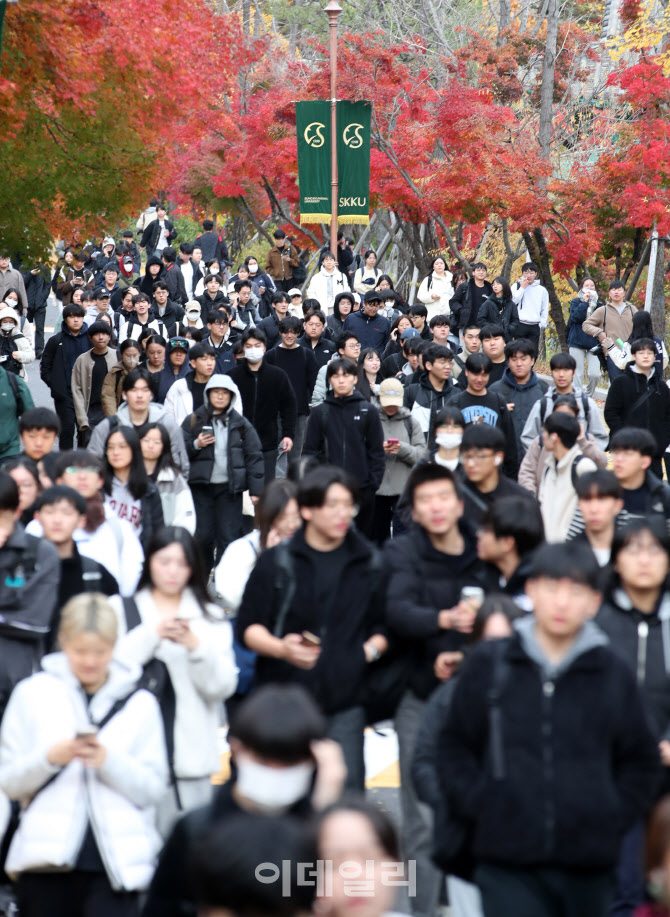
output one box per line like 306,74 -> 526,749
169,339 -> 188,348
461,451 -> 496,464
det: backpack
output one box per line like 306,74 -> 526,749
122,597 -> 181,807
3,369 -> 24,418
540,392 -> 590,429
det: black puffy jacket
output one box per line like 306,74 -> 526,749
476,294 -> 519,341
437,628 -> 660,869
597,589 -> 670,743
181,403 -> 264,495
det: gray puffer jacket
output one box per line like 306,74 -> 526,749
377,406 -> 426,496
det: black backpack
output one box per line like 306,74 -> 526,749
540,392 -> 590,429
122,597 -> 181,807
291,251 -> 307,285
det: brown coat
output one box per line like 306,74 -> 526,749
265,244 -> 300,282
101,361 -> 129,417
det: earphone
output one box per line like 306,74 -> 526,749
493,456 -> 502,466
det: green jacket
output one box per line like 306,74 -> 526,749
0,369 -> 34,460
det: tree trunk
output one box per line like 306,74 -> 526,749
651,237 -> 666,342
538,0 -> 558,162
499,0 -> 511,36
524,228 -> 568,352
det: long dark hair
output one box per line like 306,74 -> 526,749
356,348 -> 382,401
103,425 -> 150,500
629,309 -> 655,343
491,275 -> 512,301
256,480 -> 298,550
140,422 -> 179,481
138,526 -> 212,613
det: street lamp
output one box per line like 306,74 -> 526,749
324,0 -> 342,256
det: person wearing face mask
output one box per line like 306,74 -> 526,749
0,306 -> 35,378
176,300 -> 204,338
101,340 -> 142,417
244,256 -> 275,319
372,378 -> 425,545
226,328 -> 297,483
142,684 -> 346,917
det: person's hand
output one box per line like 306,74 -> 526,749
196,432 -> 215,448
265,526 -> 284,549
280,634 -> 321,669
660,741 -> 670,766
520,276 -> 529,288
438,602 -> 476,633
163,229 -> 170,238
598,332 -> 606,343
434,651 -> 464,681
169,620 -> 200,651
578,422 -> 585,439
11,352 -> 19,360
431,293 -> 441,301
383,440 -> 400,454
31,268 -> 40,275
310,739 -> 347,810
78,739 -> 107,769
48,739 -> 85,767
506,402 -> 514,411
281,437 -> 293,453
157,616 -> 185,641
250,494 -> 260,506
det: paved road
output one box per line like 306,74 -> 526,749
25,297 -> 60,409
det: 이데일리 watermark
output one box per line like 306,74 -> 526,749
254,860 -> 416,897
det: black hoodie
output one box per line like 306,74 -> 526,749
140,256 -> 165,298
303,389 -> 385,490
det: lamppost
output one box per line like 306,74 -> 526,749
324,0 -> 342,256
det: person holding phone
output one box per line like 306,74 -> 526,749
566,278 -> 602,397
373,378 -> 425,544
114,527 -> 238,833
181,374 -> 264,575
0,593 -> 168,916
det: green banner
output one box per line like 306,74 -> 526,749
296,101 -> 331,225
337,100 -> 371,225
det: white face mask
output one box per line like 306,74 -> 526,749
186,310 -> 200,321
435,432 -> 462,450
235,756 -> 314,810
248,264 -> 258,274
244,346 -> 264,363
123,355 -> 140,369
0,322 -> 15,333
209,267 -> 219,274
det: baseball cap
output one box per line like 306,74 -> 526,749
378,378 -> 405,407
97,290 -> 111,300
400,327 -> 420,341
363,290 -> 382,304
227,283 -> 237,295
288,288 -> 302,298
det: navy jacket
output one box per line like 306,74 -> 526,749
343,310 -> 391,351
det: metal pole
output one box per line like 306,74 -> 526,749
325,0 -> 342,253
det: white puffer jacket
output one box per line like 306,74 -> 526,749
0,654 -> 168,891
306,267 -> 350,315
113,588 -> 238,779
417,272 -> 453,321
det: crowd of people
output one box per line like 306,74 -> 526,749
0,205 -> 669,917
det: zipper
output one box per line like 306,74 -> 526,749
637,620 -> 649,685
542,679 -> 555,855
251,372 -> 258,426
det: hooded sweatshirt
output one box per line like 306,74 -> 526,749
511,278 -> 549,328
490,367 -> 548,445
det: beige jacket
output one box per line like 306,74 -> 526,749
538,443 -> 597,542
72,349 -> 119,429
582,301 -> 636,352
519,433 -> 607,495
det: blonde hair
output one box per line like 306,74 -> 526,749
58,593 -> 118,648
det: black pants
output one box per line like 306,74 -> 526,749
515,323 -> 541,351
32,307 -> 46,357
371,494 -> 398,546
263,449 -> 277,484
54,393 -> 87,451
474,863 -> 613,917
355,486 -> 376,539
192,484 -> 243,574
18,871 -> 139,917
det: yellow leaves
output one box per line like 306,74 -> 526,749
610,0 -> 670,72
